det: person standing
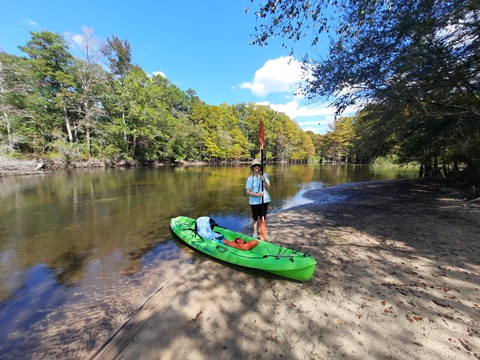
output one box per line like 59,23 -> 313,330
245,159 -> 271,238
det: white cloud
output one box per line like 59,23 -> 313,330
240,55 -> 359,134
152,71 -> 166,78
24,18 -> 38,26
257,99 -> 359,134
256,99 -> 336,134
71,34 -> 83,47
259,100 -> 336,120
240,55 -> 341,132
242,55 -> 357,123
303,126 -> 321,134
240,56 -> 304,97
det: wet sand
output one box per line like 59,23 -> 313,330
91,178 -> 480,360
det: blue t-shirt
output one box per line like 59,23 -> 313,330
245,174 -> 271,205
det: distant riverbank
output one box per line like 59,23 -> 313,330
0,156 -> 264,177
0,156 -> 115,177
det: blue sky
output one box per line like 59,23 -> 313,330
0,0 -> 340,134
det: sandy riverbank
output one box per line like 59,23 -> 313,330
90,178 -> 480,360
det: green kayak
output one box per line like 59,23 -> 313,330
170,216 -> 317,281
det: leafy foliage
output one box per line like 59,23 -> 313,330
248,0 -> 480,178
1,30 -> 315,163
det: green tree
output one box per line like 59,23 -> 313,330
248,0 -> 480,176
322,116 -> 355,163
306,130 -> 323,160
119,66 -> 179,161
2,26 -> 322,165
102,36 -> 132,78
101,36 -> 133,158
18,30 -> 76,154
170,116 -> 202,161
69,27 -> 109,158
0,52 -> 32,153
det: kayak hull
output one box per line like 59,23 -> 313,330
170,216 -> 317,281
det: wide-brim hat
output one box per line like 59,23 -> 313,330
250,159 -> 262,168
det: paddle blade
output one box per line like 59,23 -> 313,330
259,217 -> 267,240
258,120 -> 265,150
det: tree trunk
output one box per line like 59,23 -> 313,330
86,127 -> 91,159
64,106 -> 73,143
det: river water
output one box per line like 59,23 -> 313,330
0,164 -> 417,359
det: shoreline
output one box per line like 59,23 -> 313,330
0,156 -> 289,178
92,177 -> 480,360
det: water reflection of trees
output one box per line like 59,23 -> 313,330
0,165 -> 416,300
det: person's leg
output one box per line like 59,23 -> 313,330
255,218 -> 262,235
251,204 -> 261,237
258,203 -> 269,239
261,203 -> 269,219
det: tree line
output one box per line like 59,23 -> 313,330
0,28 -> 315,164
2,0 -> 479,182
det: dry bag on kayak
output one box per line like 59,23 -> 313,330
223,238 -> 259,250
195,216 -> 224,241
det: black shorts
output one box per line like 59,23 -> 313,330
250,203 -> 268,221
